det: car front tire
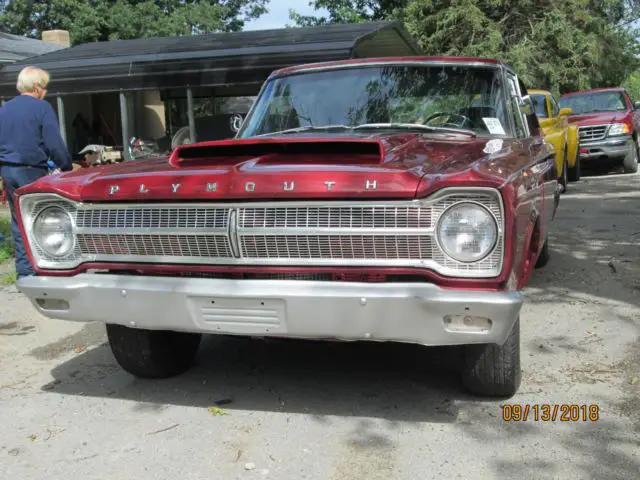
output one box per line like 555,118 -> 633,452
568,154 -> 581,182
106,324 -> 202,379
461,317 -> 521,398
534,240 -> 550,269
559,148 -> 568,193
623,137 -> 639,173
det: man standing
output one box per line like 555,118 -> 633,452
0,66 -> 72,279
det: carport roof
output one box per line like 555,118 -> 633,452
0,21 -> 422,98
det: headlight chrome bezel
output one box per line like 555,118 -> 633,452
19,194 -> 82,270
435,201 -> 499,263
31,205 -> 76,259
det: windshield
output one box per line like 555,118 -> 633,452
237,64 -> 513,138
531,94 -> 548,118
559,91 -> 628,115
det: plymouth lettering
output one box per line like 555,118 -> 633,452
104,179 -> 384,195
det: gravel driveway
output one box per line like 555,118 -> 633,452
1,173 -> 639,480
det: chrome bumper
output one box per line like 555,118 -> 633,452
17,274 -> 523,347
579,135 -> 633,160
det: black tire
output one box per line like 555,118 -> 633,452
106,324 -> 202,379
461,317 -> 521,398
558,149 -> 568,193
623,137 -> 639,174
534,239 -> 550,269
567,154 -> 581,182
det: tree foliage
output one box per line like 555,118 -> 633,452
290,0 -> 640,94
0,0 -> 268,44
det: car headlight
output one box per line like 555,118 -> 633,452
436,202 -> 498,262
608,123 -> 631,136
32,206 -> 75,257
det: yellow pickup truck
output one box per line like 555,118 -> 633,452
529,89 -> 580,191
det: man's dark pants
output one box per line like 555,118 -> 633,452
1,165 -> 48,279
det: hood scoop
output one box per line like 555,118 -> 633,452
168,137 -> 385,167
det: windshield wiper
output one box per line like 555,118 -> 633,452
257,125 -> 352,136
352,123 -> 477,137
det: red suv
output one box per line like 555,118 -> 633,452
559,87 -> 640,174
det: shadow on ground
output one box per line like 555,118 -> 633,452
44,333 -> 471,423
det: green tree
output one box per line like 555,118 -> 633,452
622,69 -> 640,100
0,0 -> 268,44
290,0 -> 640,93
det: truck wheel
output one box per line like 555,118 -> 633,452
567,155 -> 581,182
461,317 -> 521,397
106,324 -> 202,379
534,239 -> 550,269
559,150 -> 568,193
623,137 -> 639,173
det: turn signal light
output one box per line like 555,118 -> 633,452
443,314 -> 492,333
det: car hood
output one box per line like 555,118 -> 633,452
20,132 -> 532,201
567,111 -> 628,126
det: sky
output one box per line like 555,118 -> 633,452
244,0 -> 328,30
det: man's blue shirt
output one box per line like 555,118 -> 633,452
0,95 -> 72,171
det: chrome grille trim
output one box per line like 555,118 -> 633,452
578,124 -> 609,142
19,187 -> 505,278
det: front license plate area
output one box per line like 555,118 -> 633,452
188,296 -> 286,334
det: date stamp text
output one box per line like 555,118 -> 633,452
501,404 -> 600,422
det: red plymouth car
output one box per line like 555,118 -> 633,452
559,87 -> 640,173
13,57 -> 558,398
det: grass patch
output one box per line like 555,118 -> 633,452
0,212 -> 14,264
1,269 -> 16,286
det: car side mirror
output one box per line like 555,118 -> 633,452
559,107 -> 573,116
634,101 -> 640,110
517,95 -> 534,116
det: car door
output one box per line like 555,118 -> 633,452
507,75 -> 554,262
540,93 -> 566,177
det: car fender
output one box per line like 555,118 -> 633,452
565,124 -> 579,168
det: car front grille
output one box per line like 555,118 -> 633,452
578,124 -> 608,142
20,189 -> 505,278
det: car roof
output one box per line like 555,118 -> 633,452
560,87 -> 625,98
528,89 -> 551,96
270,56 -> 506,78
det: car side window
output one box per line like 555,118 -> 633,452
549,95 -> 560,117
506,74 -> 528,138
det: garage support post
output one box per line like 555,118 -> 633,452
120,91 -> 131,161
186,87 -> 196,143
56,96 -> 67,146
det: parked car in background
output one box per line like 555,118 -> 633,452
14,56 -> 559,398
559,87 -> 640,174
529,89 -> 580,189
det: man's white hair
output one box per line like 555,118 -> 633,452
16,66 -> 50,93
